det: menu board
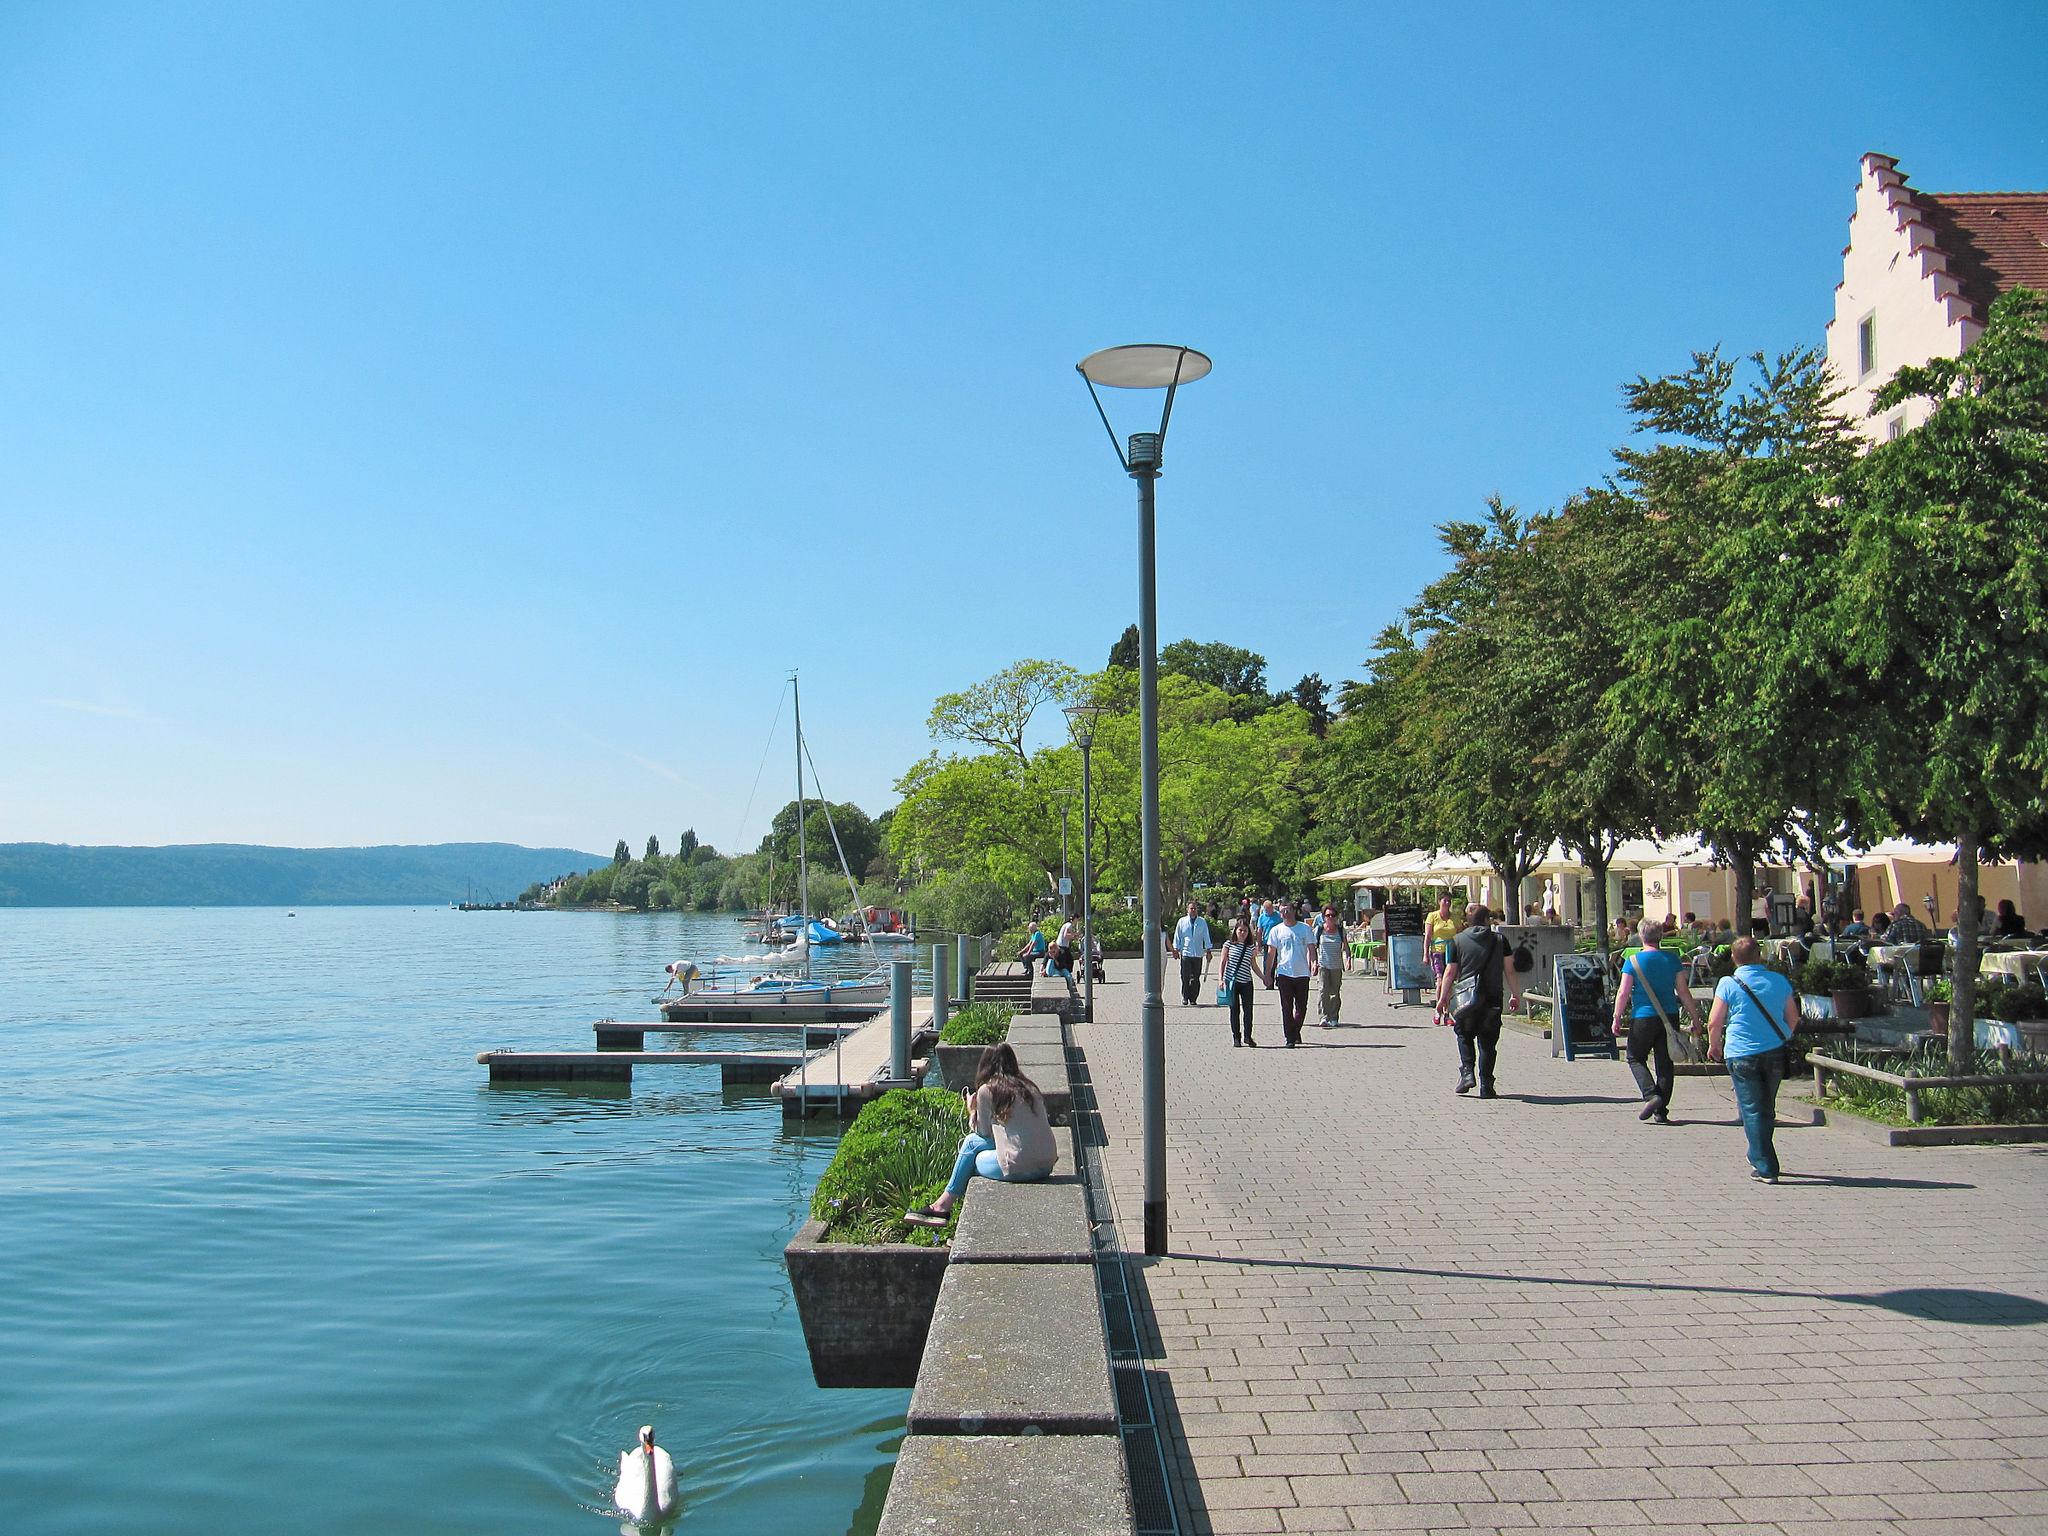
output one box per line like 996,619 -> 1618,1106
1551,953 -> 1617,1060
1383,904 -> 1431,993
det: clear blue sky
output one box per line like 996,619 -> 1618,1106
4,2 -> 2044,854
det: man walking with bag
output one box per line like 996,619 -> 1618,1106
1436,904 -> 1523,1097
1170,899 -> 1214,1006
1611,917 -> 1701,1123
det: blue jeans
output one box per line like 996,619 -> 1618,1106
1726,1047 -> 1786,1177
945,1133 -> 1004,1198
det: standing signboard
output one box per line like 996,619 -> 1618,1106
1550,953 -> 1617,1060
1383,902 -> 1430,999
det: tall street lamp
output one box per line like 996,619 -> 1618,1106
1063,702 -> 1107,1025
1075,343 -> 1211,1257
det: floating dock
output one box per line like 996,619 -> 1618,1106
655,998 -> 887,1024
478,1049 -> 804,1085
593,1019 -> 865,1050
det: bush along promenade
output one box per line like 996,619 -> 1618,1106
782,963 -> 1137,1535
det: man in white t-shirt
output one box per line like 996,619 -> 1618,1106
1264,901 -> 1315,1046
1170,900 -> 1214,1005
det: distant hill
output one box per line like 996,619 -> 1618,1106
0,842 -> 606,907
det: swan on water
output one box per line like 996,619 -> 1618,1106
614,1424 -> 678,1524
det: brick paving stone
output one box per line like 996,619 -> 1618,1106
1076,960 -> 2048,1535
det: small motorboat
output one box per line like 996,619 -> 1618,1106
656,968 -> 890,1018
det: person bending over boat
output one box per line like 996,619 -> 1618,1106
904,1043 -> 1056,1227
660,960 -> 700,996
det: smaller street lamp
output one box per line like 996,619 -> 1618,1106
1064,702 -> 1107,1024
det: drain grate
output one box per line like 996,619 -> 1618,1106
1067,1047 -> 1180,1536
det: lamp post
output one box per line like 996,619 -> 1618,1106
1063,702 -> 1106,1025
1075,343 -> 1211,1258
1056,789 -> 1074,923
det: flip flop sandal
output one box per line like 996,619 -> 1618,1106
903,1205 -> 949,1228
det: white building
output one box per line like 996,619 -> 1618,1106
1827,152 -> 2048,443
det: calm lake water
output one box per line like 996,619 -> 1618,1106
0,906 -> 917,1535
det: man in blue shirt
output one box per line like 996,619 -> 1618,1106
1707,935 -> 1801,1182
1611,918 -> 1702,1123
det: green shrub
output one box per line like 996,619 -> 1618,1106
940,1001 -> 1014,1047
1087,909 -> 1145,950
810,1087 -> 969,1245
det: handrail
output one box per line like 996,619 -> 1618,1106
1807,1050 -> 2048,1124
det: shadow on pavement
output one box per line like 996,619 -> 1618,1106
1146,1251 -> 2042,1325
1505,1092 -> 1639,1106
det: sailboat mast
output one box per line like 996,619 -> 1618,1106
792,672 -> 810,922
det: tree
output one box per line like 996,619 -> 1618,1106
1160,639 -> 1269,707
613,839 -> 630,866
1844,287 -> 2048,1067
644,835 -> 661,860
1288,673 -> 1332,738
1107,624 -> 1141,671
1401,498 -> 1556,921
1606,346 -> 1869,925
760,798 -> 881,905
677,828 -> 698,858
926,658 -> 1084,762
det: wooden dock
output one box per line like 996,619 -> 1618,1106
593,1019 -> 865,1050
479,1049 -> 804,1085
775,1003 -> 934,1118
655,999 -> 886,1024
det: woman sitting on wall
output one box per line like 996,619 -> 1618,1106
904,1042 -> 1056,1227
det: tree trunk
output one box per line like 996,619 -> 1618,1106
1729,838 -> 1756,937
1588,849 -> 1613,963
1952,831 -> 1979,1071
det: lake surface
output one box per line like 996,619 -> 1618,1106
0,907 -> 918,1535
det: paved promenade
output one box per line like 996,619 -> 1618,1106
1075,957 -> 2048,1535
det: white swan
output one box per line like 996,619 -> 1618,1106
614,1425 -> 679,1525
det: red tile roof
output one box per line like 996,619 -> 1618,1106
1917,191 -> 2048,321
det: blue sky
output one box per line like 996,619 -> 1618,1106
3,2 -> 2044,854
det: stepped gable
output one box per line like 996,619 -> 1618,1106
1857,152 -> 2048,335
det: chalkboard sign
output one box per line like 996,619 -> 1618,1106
1550,953 -> 1617,1060
1382,903 -> 1431,993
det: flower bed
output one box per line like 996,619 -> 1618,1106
810,1087 -> 968,1245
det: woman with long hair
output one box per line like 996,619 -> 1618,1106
904,1042 -> 1057,1227
1218,916 -> 1266,1047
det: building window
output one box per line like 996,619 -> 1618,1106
1887,415 -> 1905,441
1858,314 -> 1877,377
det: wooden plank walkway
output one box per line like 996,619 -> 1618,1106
775,1002 -> 934,1116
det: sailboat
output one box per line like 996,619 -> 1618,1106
657,675 -> 886,1017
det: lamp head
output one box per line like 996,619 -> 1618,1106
1063,702 -> 1106,749
1075,344 -> 1210,476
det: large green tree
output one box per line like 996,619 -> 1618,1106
1844,288 -> 2048,1065
1606,346 -> 1870,922
926,658 -> 1083,762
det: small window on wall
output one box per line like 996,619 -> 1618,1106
1859,314 -> 1877,377
1887,416 -> 1906,441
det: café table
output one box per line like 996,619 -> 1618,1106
1979,949 -> 2048,984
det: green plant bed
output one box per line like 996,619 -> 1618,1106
938,1001 -> 1014,1047
811,1087 -> 969,1246
1815,1045 -> 2048,1127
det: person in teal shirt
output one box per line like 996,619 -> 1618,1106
1611,919 -> 1701,1123
1707,936 -> 1801,1182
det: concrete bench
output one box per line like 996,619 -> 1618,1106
878,1434 -> 1134,1536
1006,1019 -> 1065,1049
951,1176 -> 1093,1265
907,1261 -> 1117,1435
1008,1042 -> 1072,1124
1031,971 -> 1080,1017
